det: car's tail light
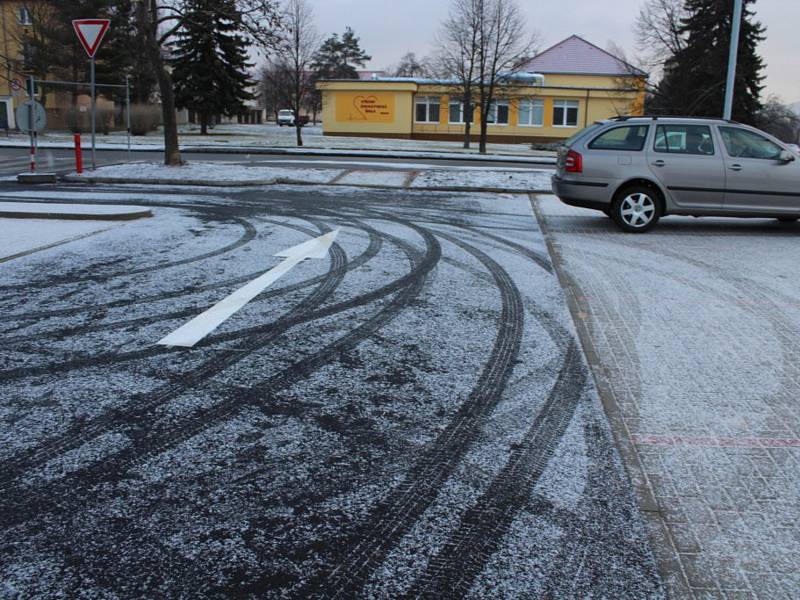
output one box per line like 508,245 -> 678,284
565,149 -> 583,173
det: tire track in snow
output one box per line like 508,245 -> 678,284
0,221 -> 348,487
305,229 -> 524,599
0,225 -> 383,347
0,215 -> 258,293
406,340 -> 586,597
0,221 -> 441,532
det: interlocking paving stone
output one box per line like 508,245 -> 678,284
535,195 -> 800,600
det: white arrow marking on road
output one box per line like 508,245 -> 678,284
157,229 -> 339,348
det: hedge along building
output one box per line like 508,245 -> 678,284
316,36 -> 647,144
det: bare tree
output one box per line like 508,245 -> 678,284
391,52 -> 429,78
260,60 -> 293,122
135,0 -> 281,165
757,95 -> 800,143
436,0 -> 536,152
604,42 -> 650,116
272,0 -> 320,146
434,0 -> 481,149
474,0 -> 537,153
634,0 -> 688,73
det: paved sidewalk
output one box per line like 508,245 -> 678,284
534,195 -> 800,599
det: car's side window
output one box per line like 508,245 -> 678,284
588,125 -> 649,151
719,127 -> 784,160
654,124 -> 715,155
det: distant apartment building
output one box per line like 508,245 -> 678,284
317,36 -> 647,144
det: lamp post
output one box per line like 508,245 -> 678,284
723,0 -> 744,120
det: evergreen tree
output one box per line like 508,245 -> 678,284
311,27 -> 371,79
171,0 -> 254,134
104,0 -> 158,104
651,0 -> 765,123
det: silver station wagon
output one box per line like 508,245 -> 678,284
551,116 -> 800,232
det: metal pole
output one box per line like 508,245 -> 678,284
125,74 -> 131,157
28,75 -> 35,172
90,55 -> 96,170
723,0 -> 744,121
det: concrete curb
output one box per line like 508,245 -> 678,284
63,175 -> 278,188
530,192 -> 659,512
530,192 -> 672,593
62,174 -> 551,195
179,146 -> 558,165
529,192 -> 660,517
17,173 -> 58,184
0,207 -> 153,221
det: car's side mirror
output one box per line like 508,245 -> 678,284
779,150 -> 796,162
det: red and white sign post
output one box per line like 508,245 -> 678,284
72,19 -> 110,170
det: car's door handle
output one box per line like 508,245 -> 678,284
651,160 -> 666,167
729,164 -> 743,171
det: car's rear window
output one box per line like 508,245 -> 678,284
563,123 -> 603,147
588,125 -> 650,151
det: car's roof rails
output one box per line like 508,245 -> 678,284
610,114 -> 741,124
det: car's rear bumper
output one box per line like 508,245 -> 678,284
551,175 -> 612,211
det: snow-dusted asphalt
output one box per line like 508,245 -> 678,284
0,184 -> 661,598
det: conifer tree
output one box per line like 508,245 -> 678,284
311,27 -> 371,79
651,0 -> 765,123
171,0 -> 254,135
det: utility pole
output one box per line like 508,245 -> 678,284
723,0 -> 744,120
126,74 -> 132,157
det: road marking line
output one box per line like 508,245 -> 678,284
157,229 -> 339,348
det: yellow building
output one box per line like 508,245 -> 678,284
318,36 -> 647,144
0,0 -> 37,129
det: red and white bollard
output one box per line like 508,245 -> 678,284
29,145 -> 36,173
74,133 -> 83,174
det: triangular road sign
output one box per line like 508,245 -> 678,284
72,19 -> 110,58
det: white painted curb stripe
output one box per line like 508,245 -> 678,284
157,229 -> 339,348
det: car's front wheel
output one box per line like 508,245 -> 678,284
611,187 -> 661,233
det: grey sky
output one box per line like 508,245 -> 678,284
307,0 -> 800,103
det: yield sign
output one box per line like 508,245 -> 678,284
72,19 -> 110,58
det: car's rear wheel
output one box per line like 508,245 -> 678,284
611,186 -> 661,233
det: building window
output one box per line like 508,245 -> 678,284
449,101 -> 464,124
18,7 -> 32,25
415,96 -> 440,123
518,98 -> 544,127
553,100 -> 579,127
486,101 -> 509,125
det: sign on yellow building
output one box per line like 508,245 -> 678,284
335,93 -> 395,123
